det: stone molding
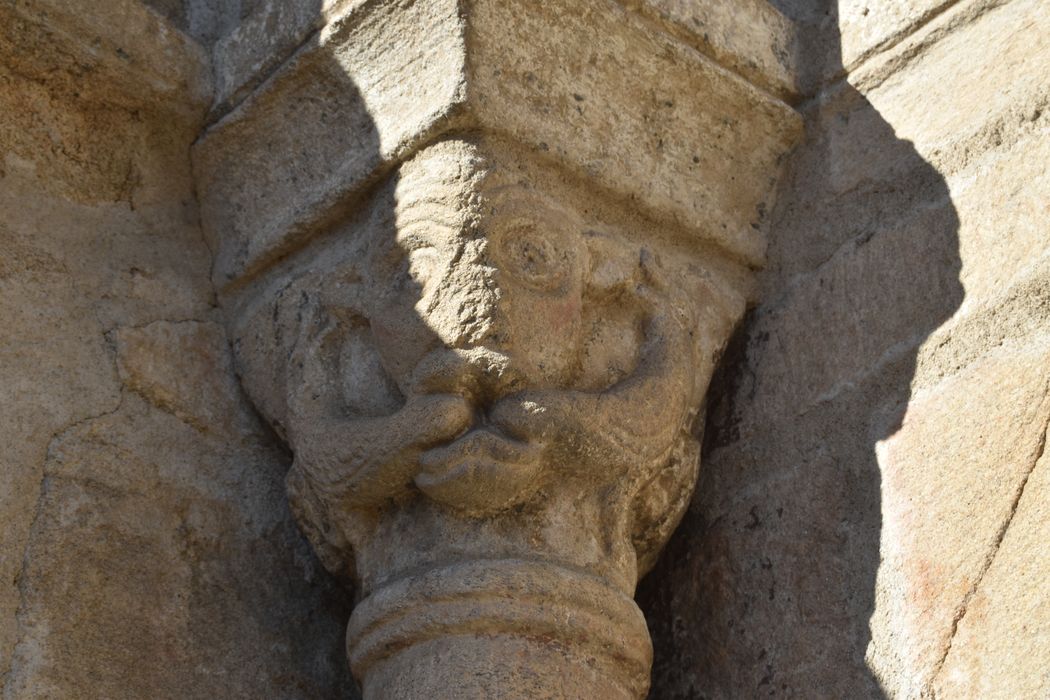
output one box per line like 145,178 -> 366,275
192,2 -> 801,697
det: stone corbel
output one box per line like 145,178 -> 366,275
193,1 -> 801,697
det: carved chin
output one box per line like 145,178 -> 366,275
414,428 -> 544,513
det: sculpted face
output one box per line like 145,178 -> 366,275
366,183 -> 587,399
359,167 -> 591,512
227,139 -> 750,699
233,140 -> 742,589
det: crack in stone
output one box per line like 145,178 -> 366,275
925,384 -> 1050,695
2,390 -> 126,699
110,319 -> 234,436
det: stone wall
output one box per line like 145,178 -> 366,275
639,0 -> 1050,697
0,3 -> 354,697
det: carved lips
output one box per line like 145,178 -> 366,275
414,424 -> 544,513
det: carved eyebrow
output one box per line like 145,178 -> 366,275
395,221 -> 453,251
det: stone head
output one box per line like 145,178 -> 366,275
227,136 -> 751,698
231,137 -> 749,584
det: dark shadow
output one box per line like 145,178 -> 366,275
637,1 -> 963,697
194,2 -> 368,699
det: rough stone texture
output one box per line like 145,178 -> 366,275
869,344 -> 1050,697
619,0 -> 797,100
4,0 -> 1049,698
193,0 -> 800,290
0,2 -> 355,697
193,1 -> 802,694
210,0 -> 339,115
934,424 -> 1050,699
639,0 -> 1050,698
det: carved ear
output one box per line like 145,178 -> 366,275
288,264 -> 404,420
228,261 -> 371,442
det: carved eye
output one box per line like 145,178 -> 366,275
499,223 -> 569,292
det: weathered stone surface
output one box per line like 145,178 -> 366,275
195,0 -> 802,693
933,426 -> 1050,698
639,1 -> 1050,698
114,321 -> 254,437
5,392 -> 354,699
773,0 -> 998,94
210,0 -> 342,114
869,342 -> 1050,697
619,0 -> 797,99
837,0 -> 958,75
194,0 -> 468,286
762,0 -> 1049,293
0,130 -> 210,692
849,0 -> 1050,176
142,0 -> 245,47
0,0 -> 212,118
193,0 -> 801,287
1,3 -> 355,697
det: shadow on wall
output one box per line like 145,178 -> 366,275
637,0 -> 963,697
195,1 -> 371,699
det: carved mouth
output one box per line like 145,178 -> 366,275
414,427 -> 543,512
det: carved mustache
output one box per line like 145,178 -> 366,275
402,345 -> 529,406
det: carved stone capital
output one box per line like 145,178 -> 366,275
193,1 -> 800,697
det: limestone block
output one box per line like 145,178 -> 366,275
746,192 -> 962,427
847,0 -> 1050,183
193,0 -> 801,287
4,396 -> 354,700
114,321 -> 256,438
194,0 -> 469,285
0,165 -> 188,679
641,2 -> 1049,697
950,124 -> 1050,304
751,118 -> 1048,418
0,0 -> 211,119
761,0 -> 1048,299
0,6 -> 355,694
868,341 -> 1050,696
914,252 -> 1050,394
639,346 -> 914,697
618,0 -> 796,99
837,0 -> 958,73
211,0 -> 346,114
0,267 -> 120,682
209,0 -> 798,128
467,0 -> 797,265
933,434 -> 1050,698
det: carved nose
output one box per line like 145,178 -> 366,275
406,346 -> 525,405
433,241 -> 512,353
